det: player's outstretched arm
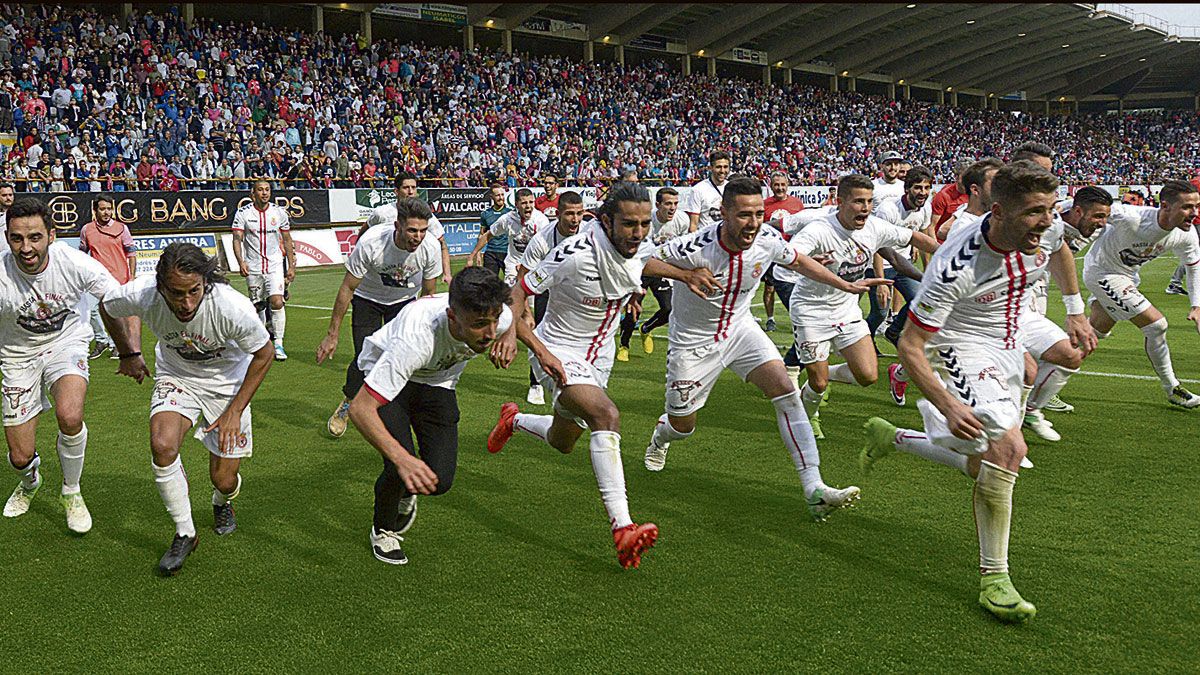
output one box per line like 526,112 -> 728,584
642,258 -> 721,299
878,247 -> 922,281
787,254 -> 893,295
1048,242 -> 1096,355
467,229 -> 493,267
316,272 -> 362,363
204,340 -> 274,455
898,324 -> 983,440
910,231 -> 939,256
348,388 -> 438,494
101,300 -> 151,383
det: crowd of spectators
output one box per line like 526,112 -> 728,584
1,3 -> 1197,194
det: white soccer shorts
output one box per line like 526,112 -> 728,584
1084,271 -> 1151,323
665,322 -> 781,416
917,344 -> 1023,456
247,269 -> 285,304
529,345 -> 613,429
151,377 -> 254,458
1020,312 -> 1069,361
1,343 -> 90,427
791,319 -> 871,365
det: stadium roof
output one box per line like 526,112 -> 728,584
443,3 -> 1200,103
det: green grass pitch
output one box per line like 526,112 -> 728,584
2,257 -> 1196,671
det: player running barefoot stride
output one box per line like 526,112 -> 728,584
640,176 -> 862,521
861,162 -> 1064,624
486,182 -> 703,569
102,244 -> 275,575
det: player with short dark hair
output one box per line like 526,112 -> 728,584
617,186 -> 688,359
231,180 -> 295,361
365,171 -> 452,287
937,158 -> 1004,241
0,182 -> 14,241
685,150 -> 731,232
478,184 -> 512,278
79,193 -> 138,359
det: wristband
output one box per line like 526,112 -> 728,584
117,352 -> 142,359
1062,293 -> 1085,315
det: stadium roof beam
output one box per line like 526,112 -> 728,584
1025,41 -> 1166,98
773,4 -> 902,68
493,4 -> 549,30
611,3 -> 692,42
859,3 -> 1030,78
986,39 -> 1160,99
585,4 -> 656,42
702,4 -> 826,59
820,3 -> 942,66
1048,49 -> 1180,99
782,3 -> 918,69
467,4 -> 504,25
899,7 -> 1073,84
946,21 -> 1132,91
682,4 -> 787,54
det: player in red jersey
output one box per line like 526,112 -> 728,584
761,171 -> 804,332
930,159 -> 972,242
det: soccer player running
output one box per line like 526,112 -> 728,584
871,151 -> 906,208
348,268 -> 513,565
685,150 -> 731,233
760,171 -> 805,333
1164,172 -> 1200,295
78,194 -> 138,359
516,191 -> 586,402
868,166 -> 934,348
367,172 -> 452,286
477,183 -> 512,279
1,199 -> 128,535
102,244 -> 274,575
318,198 -> 443,437
467,188 -> 551,286
640,176 -> 863,521
486,183 -> 700,569
617,186 -> 689,359
789,174 -> 939,439
860,162 -> 1071,623
231,180 -> 295,361
1083,179 -> 1200,408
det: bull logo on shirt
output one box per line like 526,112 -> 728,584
1118,245 -> 1162,268
834,241 -> 870,282
16,302 -> 72,334
668,379 -> 701,405
2,385 -> 32,411
170,335 -> 223,362
380,263 -> 419,288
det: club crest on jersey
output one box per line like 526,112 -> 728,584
751,262 -> 763,279
2,385 -> 31,410
975,292 -> 996,304
668,379 -> 701,404
1035,251 -> 1047,268
978,366 -> 1005,389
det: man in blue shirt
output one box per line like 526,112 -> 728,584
478,183 -> 510,278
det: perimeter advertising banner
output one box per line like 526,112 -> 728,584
40,190 -> 331,236
132,233 -> 219,278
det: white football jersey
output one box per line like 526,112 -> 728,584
346,224 -> 442,306
946,203 -> 986,237
788,212 -> 914,326
774,206 -> 834,284
231,202 -> 290,275
651,209 -> 690,245
1084,204 -> 1200,279
521,227 -> 640,360
683,178 -> 726,229
653,223 -> 797,348
872,178 -> 905,208
0,243 -> 118,362
873,195 -> 932,268
910,216 -> 1050,351
359,294 -> 513,398
520,223 -> 574,272
491,209 -> 551,270
101,276 -> 270,391
366,201 -> 445,240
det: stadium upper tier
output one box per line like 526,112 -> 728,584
1,4 -> 1198,192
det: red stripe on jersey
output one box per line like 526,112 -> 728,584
586,300 -> 620,363
721,254 -> 744,341
259,208 -> 268,274
714,253 -> 737,341
907,310 -> 940,333
1002,254 -> 1017,349
364,384 -> 390,405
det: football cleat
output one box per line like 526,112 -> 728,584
820,386 -> 830,408
642,331 -> 655,354
88,341 -> 111,360
806,485 -> 861,523
616,346 -> 630,362
764,317 -> 777,332
487,402 -> 520,454
3,480 -> 41,518
158,533 -> 199,576
61,493 -> 92,534
1165,280 -> 1187,295
887,363 -> 908,406
979,573 -> 1037,624
396,495 -> 418,534
1167,385 -> 1200,409
860,417 -> 897,476
213,503 -> 237,535
644,441 -> 668,472
613,522 -> 658,569
1020,456 -> 1034,469
809,412 -> 825,440
1043,395 -> 1074,413
526,384 -> 545,406
327,398 -> 352,438
273,343 -> 288,361
1022,411 -> 1060,442
370,527 -> 408,565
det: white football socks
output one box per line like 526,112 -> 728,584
894,428 -> 969,476
800,382 -> 823,419
256,307 -> 268,328
213,473 -> 242,506
153,457 -> 196,538
9,452 -> 41,489
771,392 -> 823,499
650,414 -> 691,450
1027,362 -> 1077,411
57,424 -> 87,496
828,363 -> 857,385
974,461 -> 1017,575
514,413 -> 554,443
589,430 -> 632,530
1141,318 -> 1178,391
270,306 -> 286,345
